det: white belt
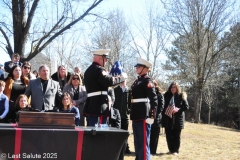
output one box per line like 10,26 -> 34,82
87,91 -> 108,97
131,98 -> 149,103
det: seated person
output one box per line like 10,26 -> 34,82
15,94 -> 31,112
59,92 -> 80,126
108,95 -> 121,129
15,94 -> 33,122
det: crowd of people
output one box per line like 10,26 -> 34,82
0,51 -> 189,160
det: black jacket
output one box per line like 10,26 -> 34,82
129,75 -> 158,121
109,107 -> 121,129
152,91 -> 164,128
83,62 -> 125,116
51,72 -> 72,90
4,61 -> 22,73
162,92 -> 189,129
113,85 -> 129,119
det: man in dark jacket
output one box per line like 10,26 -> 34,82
113,73 -> 131,154
4,53 -> 22,73
83,49 -> 125,126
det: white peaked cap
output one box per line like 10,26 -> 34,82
134,57 -> 152,68
92,49 -> 111,57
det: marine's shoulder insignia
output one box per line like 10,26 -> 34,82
147,81 -> 154,88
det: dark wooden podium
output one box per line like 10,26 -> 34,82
17,111 -> 75,129
0,124 -> 129,160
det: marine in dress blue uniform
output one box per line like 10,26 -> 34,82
129,58 -> 158,160
83,49 -> 125,126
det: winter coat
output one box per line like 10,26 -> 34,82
162,92 -> 189,129
152,91 -> 164,128
51,72 -> 72,90
113,85 -> 130,119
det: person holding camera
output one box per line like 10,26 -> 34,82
4,53 -> 22,73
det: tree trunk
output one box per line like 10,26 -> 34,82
195,79 -> 203,123
208,106 -> 211,124
196,91 -> 203,123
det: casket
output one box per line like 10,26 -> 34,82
16,111 -> 75,129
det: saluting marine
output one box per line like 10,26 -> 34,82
83,49 -> 125,126
129,58 -> 158,160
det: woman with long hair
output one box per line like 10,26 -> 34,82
21,61 -> 36,80
162,82 -> 189,156
59,92 -> 80,126
51,65 -> 71,90
63,73 -> 87,126
4,65 -> 29,122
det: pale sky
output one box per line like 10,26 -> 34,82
0,0 -> 145,64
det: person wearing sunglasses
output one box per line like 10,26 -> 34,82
63,73 -> 87,126
21,61 -> 36,80
74,67 -> 84,85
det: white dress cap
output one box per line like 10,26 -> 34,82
134,58 -> 152,68
92,49 -> 111,56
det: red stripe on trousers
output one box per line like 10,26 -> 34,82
143,121 -> 146,160
11,124 -> 22,160
99,116 -> 103,124
75,127 -> 84,160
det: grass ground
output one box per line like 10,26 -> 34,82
124,122 -> 240,160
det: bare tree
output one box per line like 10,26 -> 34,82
203,85 -> 216,124
87,9 -> 134,78
0,0 -> 103,61
163,0 -> 238,122
129,0 -> 170,80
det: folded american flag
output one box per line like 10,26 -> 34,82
109,60 -> 124,76
165,96 -> 175,118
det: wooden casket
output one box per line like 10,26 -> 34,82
16,111 -> 75,129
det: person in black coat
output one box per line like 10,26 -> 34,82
51,65 -> 71,91
113,74 -> 131,154
108,95 -> 121,128
150,80 -> 164,155
51,65 -> 71,108
107,95 -> 123,160
162,82 -> 189,156
83,49 -> 125,126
